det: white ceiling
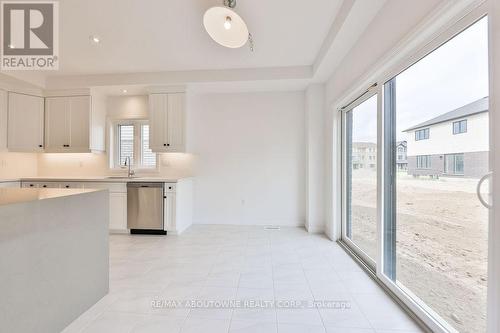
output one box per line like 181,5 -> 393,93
55,0 -> 343,75
3,0 -> 387,91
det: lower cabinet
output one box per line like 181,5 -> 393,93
19,179 -> 193,235
164,191 -> 176,232
83,182 -> 127,233
109,192 -> 127,232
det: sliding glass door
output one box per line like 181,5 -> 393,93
342,94 -> 378,265
383,17 -> 490,333
340,13 -> 491,333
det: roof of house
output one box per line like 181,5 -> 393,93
396,141 -> 407,148
403,97 -> 488,132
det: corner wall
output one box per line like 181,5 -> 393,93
305,84 -> 326,233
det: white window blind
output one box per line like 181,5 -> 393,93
141,125 -> 156,168
118,125 -> 134,166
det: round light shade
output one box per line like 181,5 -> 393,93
203,6 -> 249,48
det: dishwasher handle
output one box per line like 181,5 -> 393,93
127,182 -> 164,188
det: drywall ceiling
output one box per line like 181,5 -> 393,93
4,0 -> 387,91
57,0 -> 342,74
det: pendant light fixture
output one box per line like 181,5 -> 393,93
203,0 -> 253,50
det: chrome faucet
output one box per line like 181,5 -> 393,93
124,156 -> 135,178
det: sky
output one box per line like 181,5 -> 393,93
352,16 -> 489,143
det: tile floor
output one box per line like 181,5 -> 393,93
63,225 -> 424,333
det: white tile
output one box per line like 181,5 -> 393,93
319,303 -> 372,329
66,227 -> 423,333
353,294 -> 422,331
278,323 -> 326,333
230,320 -> 277,333
80,312 -> 147,333
62,294 -> 119,333
236,287 -> 275,300
181,317 -> 230,333
325,328 -> 375,333
274,283 -> 314,301
231,308 -> 276,323
131,316 -> 184,333
276,309 -> 323,326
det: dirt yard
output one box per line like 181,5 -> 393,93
350,170 -> 488,333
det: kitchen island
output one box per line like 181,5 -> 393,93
0,188 -> 109,333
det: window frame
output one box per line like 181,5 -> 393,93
452,119 -> 468,134
415,128 -> 430,141
110,119 -> 159,172
340,91 -> 379,271
416,155 -> 432,170
444,153 -> 465,175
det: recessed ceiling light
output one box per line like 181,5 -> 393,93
122,89 -> 128,94
7,44 -> 14,49
89,35 -> 101,44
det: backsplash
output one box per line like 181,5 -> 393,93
36,152 -> 195,178
0,153 -> 38,178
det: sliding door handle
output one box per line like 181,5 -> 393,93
477,172 -> 492,209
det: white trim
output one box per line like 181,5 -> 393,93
487,0 -> 499,332
109,118 -> 159,172
339,90 -> 378,268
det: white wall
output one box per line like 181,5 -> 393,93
305,85 -> 325,233
325,0 -> 445,105
188,91 -> 306,226
407,112 -> 489,156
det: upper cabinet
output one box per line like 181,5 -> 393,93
149,93 -> 185,152
8,92 -> 45,152
45,95 -> 105,153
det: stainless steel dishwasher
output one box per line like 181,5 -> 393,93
127,183 -> 166,235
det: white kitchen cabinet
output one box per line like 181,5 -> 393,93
109,192 -> 127,231
164,191 -> 176,231
164,180 -> 192,235
45,96 -> 101,153
7,92 -> 44,152
0,89 -> 7,151
149,93 -> 185,152
84,182 -> 128,233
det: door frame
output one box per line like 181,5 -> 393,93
340,90 -> 378,270
330,1 -> 496,332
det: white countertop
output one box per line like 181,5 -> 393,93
18,176 -> 188,183
0,188 -> 104,206
0,179 -> 19,183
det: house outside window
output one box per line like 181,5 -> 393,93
112,120 -> 157,170
453,119 -> 467,134
444,153 -> 464,175
416,155 -> 431,169
415,128 -> 430,141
